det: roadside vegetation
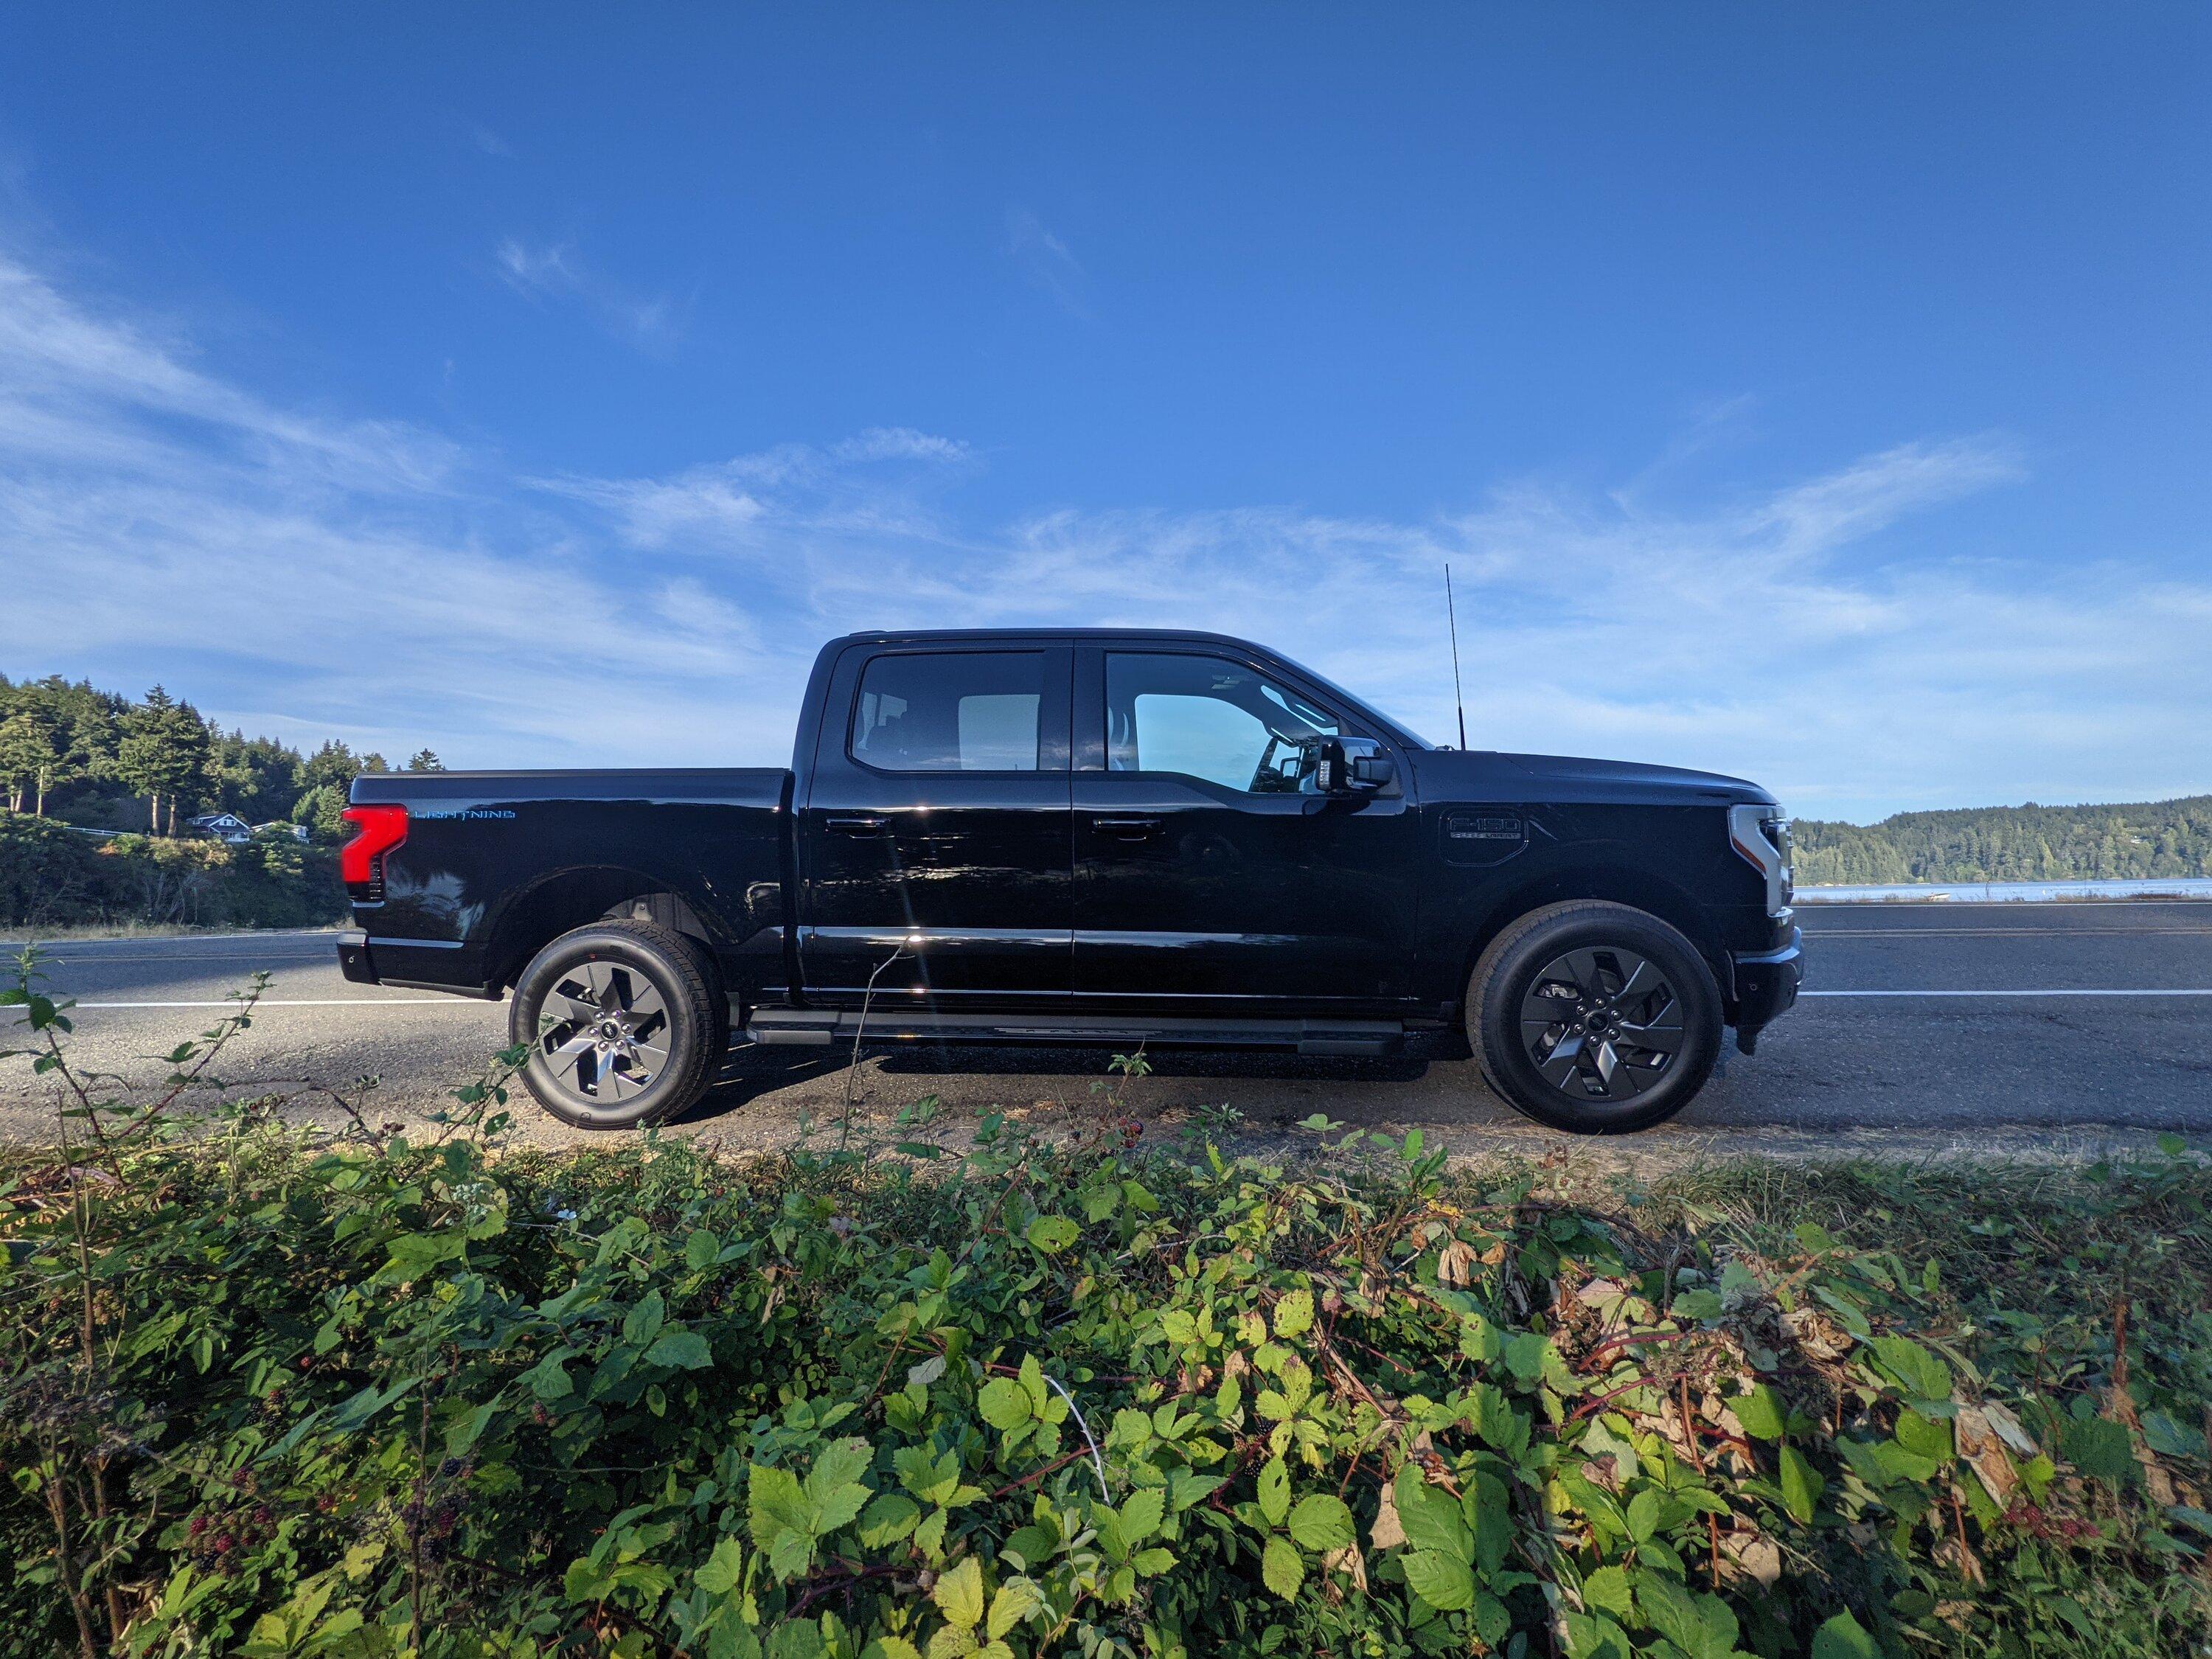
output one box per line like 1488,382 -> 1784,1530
2,958 -> 2207,1658
0,671 -> 448,931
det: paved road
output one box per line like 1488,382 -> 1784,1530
5,903 -> 2210,1161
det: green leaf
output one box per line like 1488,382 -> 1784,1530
1672,1288 -> 1723,1321
696,1537 -> 745,1596
856,1493 -> 920,1548
1778,1444 -> 1825,1523
1287,1493 -> 1354,1551
1256,1455 -> 1292,1527
1402,1548 -> 1475,1612
1582,1564 -> 1634,1622
1119,1486 -> 1165,1546
645,1329 -> 712,1370
932,1557 -> 985,1630
1638,1576 -> 1712,1655
1734,1382 -> 1787,1440
978,1377 -> 1032,1431
1503,1331 -> 1552,1383
986,1579 -> 1038,1640
623,1289 -> 667,1349
686,1228 -> 720,1270
1809,1610 -> 1881,1659
1395,1467 -> 1470,1560
2065,1414 -> 2135,1486
1868,1335 -> 1950,1402
383,1231 -> 465,1279
1896,1408 -> 1953,1464
1026,1215 -> 1079,1253
1260,1534 -> 1304,1600
1272,1290 -> 1314,1339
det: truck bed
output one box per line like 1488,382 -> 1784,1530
341,768 -> 792,998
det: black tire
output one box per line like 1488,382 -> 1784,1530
1467,900 -> 1721,1134
509,920 -> 718,1130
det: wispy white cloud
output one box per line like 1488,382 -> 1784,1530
490,237 -> 685,352
2,246 -> 2207,821
1005,208 -> 1089,319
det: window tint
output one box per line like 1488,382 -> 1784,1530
851,652 -> 1044,772
1105,653 -> 1339,793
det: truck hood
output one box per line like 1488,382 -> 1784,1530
1411,748 -> 1776,807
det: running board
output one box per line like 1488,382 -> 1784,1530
745,1007 -> 1403,1057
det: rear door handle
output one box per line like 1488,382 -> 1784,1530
825,814 -> 888,835
1091,815 -> 1163,839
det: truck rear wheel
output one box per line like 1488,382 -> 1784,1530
1467,901 -> 1720,1134
509,919 -> 718,1130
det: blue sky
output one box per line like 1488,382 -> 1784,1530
1,4 -> 2206,821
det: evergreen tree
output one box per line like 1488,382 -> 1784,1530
0,712 -> 57,813
406,748 -> 444,771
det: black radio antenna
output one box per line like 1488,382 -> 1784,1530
1444,563 -> 1468,750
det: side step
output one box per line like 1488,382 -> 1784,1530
745,1006 -> 1403,1058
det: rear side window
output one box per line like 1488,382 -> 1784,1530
850,652 -> 1044,772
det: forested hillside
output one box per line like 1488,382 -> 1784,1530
1795,796 -> 2212,886
0,671 -> 442,929
0,671 -> 439,840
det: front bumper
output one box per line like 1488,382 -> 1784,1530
1730,922 -> 1802,1038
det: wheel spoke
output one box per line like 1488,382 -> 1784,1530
1537,1032 -> 1585,1088
1615,1018 -> 1684,1055
1611,957 -> 1660,1005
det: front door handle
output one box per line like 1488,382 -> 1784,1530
825,814 -> 888,835
1091,815 -> 1163,840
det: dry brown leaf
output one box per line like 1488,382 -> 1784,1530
1954,1408 -> 2019,1505
1321,1543 -> 1369,1593
1370,1478 -> 1405,1549
1436,1239 -> 1478,1288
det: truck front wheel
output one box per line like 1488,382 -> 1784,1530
509,919 -> 719,1130
1467,901 -> 1721,1134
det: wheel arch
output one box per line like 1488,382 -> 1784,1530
1455,864 -> 1731,1016
484,866 -> 720,992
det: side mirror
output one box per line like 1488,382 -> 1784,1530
1315,740 -> 1394,795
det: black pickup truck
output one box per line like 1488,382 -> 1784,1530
338,629 -> 1799,1133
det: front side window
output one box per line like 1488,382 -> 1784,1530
1105,653 -> 1340,793
850,651 -> 1044,772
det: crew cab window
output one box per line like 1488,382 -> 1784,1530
850,652 -> 1044,772
1105,653 -> 1340,793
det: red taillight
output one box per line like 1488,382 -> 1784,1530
340,804 -> 408,887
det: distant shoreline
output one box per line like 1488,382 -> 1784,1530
1798,877 -> 2212,904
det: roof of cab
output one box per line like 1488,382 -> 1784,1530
831,627 -> 1267,649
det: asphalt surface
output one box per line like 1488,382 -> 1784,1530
4,902 -> 2210,1163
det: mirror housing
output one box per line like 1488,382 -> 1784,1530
1351,752 -> 1396,790
1315,740 -> 1394,795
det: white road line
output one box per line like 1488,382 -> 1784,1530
2,998 -> 476,1010
1804,928 -> 2212,937
1802,989 -> 2212,998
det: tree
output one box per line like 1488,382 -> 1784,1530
359,752 -> 390,773
406,749 -> 444,771
302,740 -> 362,793
115,686 -> 212,835
0,712 -> 57,813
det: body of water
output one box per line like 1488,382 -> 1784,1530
1798,877 -> 2212,904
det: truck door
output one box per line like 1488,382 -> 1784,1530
797,643 -> 1073,1003
1071,646 -> 1419,1015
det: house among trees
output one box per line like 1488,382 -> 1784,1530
187,811 -> 254,844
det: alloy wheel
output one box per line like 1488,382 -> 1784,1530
535,961 -> 673,1114
1519,946 -> 1685,1102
